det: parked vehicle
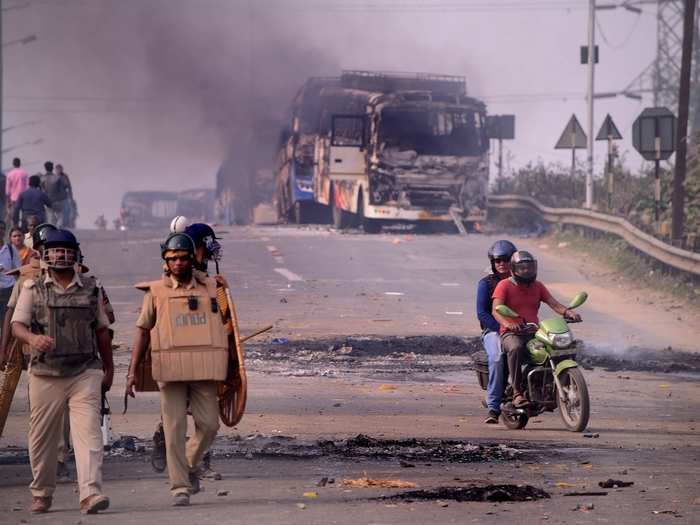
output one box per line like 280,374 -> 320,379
474,292 -> 591,432
119,189 -> 215,229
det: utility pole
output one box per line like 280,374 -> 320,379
671,0 -> 697,242
585,0 -> 596,209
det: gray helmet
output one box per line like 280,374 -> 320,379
510,250 -> 538,285
160,232 -> 195,260
487,240 -> 517,274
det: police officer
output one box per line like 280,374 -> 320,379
11,229 -> 113,514
126,233 -> 228,507
149,222 -> 224,477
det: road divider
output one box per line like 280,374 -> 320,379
274,268 -> 303,282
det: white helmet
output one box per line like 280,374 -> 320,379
170,215 -> 189,233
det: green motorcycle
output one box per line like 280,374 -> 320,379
475,292 -> 590,432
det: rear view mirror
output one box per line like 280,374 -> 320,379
568,292 -> 588,309
495,304 -> 520,318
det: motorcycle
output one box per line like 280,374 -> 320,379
474,292 -> 590,432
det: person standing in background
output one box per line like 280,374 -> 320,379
55,165 -> 76,228
6,158 -> 29,225
0,220 -> 22,326
14,176 -> 51,227
41,162 -> 69,227
23,215 -> 40,250
10,226 -> 31,265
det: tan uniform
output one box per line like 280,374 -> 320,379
136,272 -> 227,496
12,271 -> 109,502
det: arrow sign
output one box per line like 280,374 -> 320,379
595,114 -> 622,141
632,107 -> 676,161
555,114 -> 587,150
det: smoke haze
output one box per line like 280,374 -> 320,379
3,0 -> 655,226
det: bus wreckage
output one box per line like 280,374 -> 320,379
275,70 -> 490,233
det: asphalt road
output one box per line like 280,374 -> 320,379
1,225 -> 698,524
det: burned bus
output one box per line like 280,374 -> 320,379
275,70 -> 490,232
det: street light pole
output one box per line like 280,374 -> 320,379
585,0 -> 596,209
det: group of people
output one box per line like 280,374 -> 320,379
0,217 -> 585,514
476,240 -> 581,424
4,158 -> 77,230
0,216 -> 227,514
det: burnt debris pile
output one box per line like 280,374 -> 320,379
579,346 -> 700,374
319,434 -> 520,463
247,336 -> 481,378
382,484 -> 550,503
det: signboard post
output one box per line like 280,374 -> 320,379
555,115 -> 588,197
595,114 -> 622,210
632,107 -> 677,223
487,115 -> 515,180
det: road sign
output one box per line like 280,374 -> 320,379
555,115 -> 587,150
595,114 -> 622,141
486,115 -> 515,140
632,107 -> 676,161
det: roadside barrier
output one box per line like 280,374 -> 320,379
488,194 -> 700,277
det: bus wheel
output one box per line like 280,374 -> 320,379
358,194 -> 381,233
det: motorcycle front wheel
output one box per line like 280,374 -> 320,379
557,367 -> 590,432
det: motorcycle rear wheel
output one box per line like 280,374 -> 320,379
557,367 -> 590,432
501,411 -> 529,430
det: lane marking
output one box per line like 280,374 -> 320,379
266,245 -> 277,252
445,311 -> 464,315
441,282 -> 461,287
274,268 -> 303,282
384,292 -> 404,296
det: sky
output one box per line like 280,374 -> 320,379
1,0 -> 663,226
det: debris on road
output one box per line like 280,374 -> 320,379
583,433 -> 600,438
383,484 -> 550,503
343,475 -> 417,489
599,479 -> 634,489
564,492 -> 608,497
303,491 -> 318,498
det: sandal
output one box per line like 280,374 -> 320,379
513,394 -> 529,408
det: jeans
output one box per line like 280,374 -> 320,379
482,331 -> 505,413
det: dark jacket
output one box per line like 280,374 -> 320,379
14,187 -> 51,224
476,273 -> 503,333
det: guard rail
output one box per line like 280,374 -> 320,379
488,194 -> 700,277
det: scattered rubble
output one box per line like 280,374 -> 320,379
382,484 -> 550,503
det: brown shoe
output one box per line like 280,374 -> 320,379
30,496 -> 52,513
80,494 -> 110,514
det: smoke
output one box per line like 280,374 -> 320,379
6,0 -> 340,225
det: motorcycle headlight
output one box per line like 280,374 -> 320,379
552,332 -> 573,349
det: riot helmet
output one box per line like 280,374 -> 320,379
184,223 -> 222,263
487,240 -> 517,274
43,229 -> 80,269
160,232 -> 195,260
510,250 -> 538,285
32,223 -> 57,250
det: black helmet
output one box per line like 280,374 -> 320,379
32,223 -> 57,250
185,223 -> 222,262
160,232 -> 195,260
510,250 -> 538,285
43,229 -> 79,269
487,240 -> 517,273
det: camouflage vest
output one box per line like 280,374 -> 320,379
29,275 -> 100,377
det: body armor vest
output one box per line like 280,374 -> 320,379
145,274 -> 228,382
30,275 -> 100,376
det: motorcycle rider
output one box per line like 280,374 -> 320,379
492,250 -> 581,408
476,240 -> 517,424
